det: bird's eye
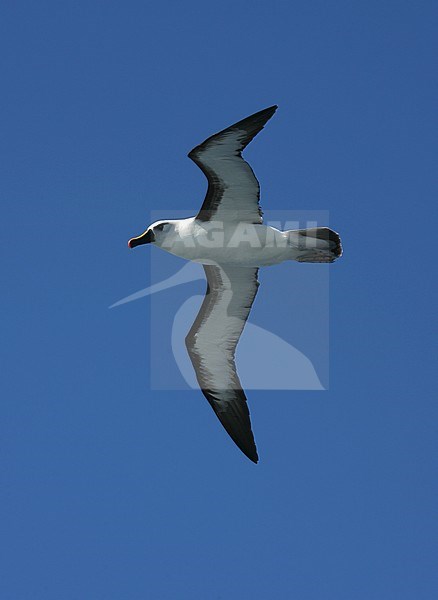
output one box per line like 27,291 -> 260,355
155,223 -> 165,231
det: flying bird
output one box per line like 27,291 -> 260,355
128,106 -> 342,463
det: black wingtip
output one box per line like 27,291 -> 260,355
248,452 -> 259,464
252,104 -> 278,114
232,105 -> 278,132
237,441 -> 259,464
225,429 -> 259,464
262,104 -> 278,114
188,105 -> 279,161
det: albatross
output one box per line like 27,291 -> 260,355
128,106 -> 342,463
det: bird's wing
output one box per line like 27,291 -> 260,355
188,106 -> 277,225
185,264 -> 260,463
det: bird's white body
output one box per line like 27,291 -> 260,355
152,217 -> 302,267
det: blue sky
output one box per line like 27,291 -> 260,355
1,1 -> 437,598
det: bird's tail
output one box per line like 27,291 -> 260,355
289,227 -> 343,263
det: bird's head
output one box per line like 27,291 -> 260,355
128,221 -> 174,249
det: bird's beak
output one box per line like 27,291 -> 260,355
128,229 -> 155,248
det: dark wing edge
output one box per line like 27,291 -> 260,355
185,265 -> 260,463
188,105 -> 278,223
